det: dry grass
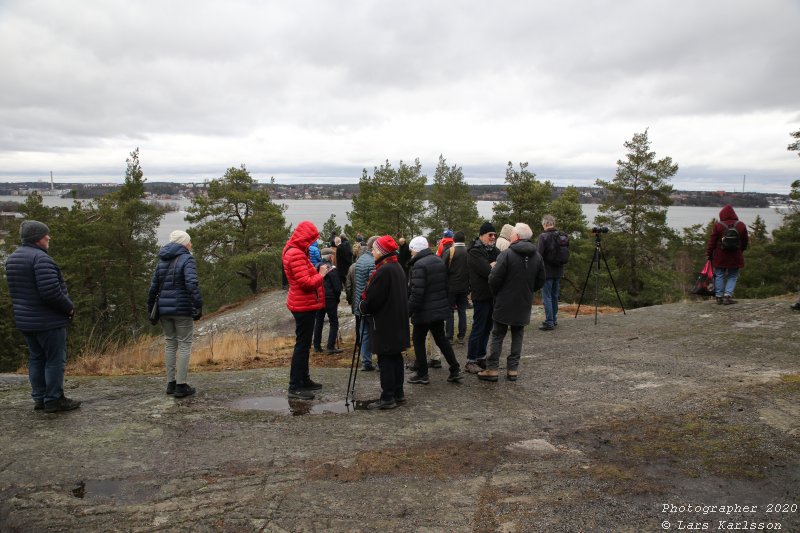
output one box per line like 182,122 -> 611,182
63,331 -> 358,377
560,303 -> 623,316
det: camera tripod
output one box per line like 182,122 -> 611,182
575,232 -> 626,324
344,319 -> 363,407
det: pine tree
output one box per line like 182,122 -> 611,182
595,130 -> 677,302
492,162 -> 552,230
423,155 -> 480,241
347,159 -> 427,238
187,165 -> 289,296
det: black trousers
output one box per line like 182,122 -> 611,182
412,320 -> 459,374
313,300 -> 339,349
289,311 -> 316,389
377,352 -> 404,402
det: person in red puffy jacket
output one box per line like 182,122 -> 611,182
282,220 -> 330,400
706,204 -> 749,305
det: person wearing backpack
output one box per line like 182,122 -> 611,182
536,214 -> 569,330
706,204 -> 749,305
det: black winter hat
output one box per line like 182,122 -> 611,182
479,221 -> 496,236
20,220 -> 50,244
454,231 -> 465,243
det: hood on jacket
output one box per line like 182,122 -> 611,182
719,205 -> 738,221
159,242 -> 191,260
288,220 -> 320,251
509,239 -> 537,257
499,224 -> 514,241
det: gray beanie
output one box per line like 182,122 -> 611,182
20,220 -> 50,244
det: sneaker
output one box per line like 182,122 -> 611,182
288,388 -> 315,400
477,369 -> 499,382
361,364 -> 375,372
407,373 -> 430,385
394,395 -> 407,404
34,400 -> 44,410
507,370 -> 519,381
325,348 -> 343,354
716,297 -> 724,305
723,296 -> 737,305
405,362 -> 419,371
447,370 -> 464,383
166,381 -> 176,395
539,323 -> 555,331
367,399 -> 397,410
313,346 -> 323,353
427,359 -> 442,369
43,396 -> 81,413
465,361 -> 482,374
456,336 -> 465,345
173,384 -> 196,398
791,302 -> 800,311
301,379 -> 323,391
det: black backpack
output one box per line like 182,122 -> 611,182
720,222 -> 741,252
545,231 -> 570,265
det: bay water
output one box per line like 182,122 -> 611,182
0,196 -> 788,245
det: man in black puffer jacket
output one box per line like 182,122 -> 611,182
406,237 -> 463,385
478,223 -> 545,383
5,220 -> 80,413
465,221 -> 499,373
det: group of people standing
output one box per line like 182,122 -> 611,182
281,216 -> 569,410
6,204 -> 769,415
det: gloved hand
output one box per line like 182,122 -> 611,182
192,310 -> 202,321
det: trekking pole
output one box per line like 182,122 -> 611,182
345,319 -> 363,406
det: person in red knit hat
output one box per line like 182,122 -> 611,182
359,235 -> 411,409
282,221 -> 330,400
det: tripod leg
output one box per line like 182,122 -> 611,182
575,247 -> 599,318
598,247 -> 626,314
345,320 -> 362,406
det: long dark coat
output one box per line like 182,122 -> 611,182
359,259 -> 410,355
407,248 -> 450,325
489,240 -> 546,326
445,243 -> 470,294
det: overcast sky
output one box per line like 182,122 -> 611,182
1,0 -> 798,193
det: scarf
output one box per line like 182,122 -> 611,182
362,252 -> 398,301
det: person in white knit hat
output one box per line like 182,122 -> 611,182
147,230 -> 204,398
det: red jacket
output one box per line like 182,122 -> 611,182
282,221 -> 325,312
706,205 -> 749,269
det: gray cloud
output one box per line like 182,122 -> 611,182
0,0 -> 798,191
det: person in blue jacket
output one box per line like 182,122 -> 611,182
5,220 -> 80,413
147,230 -> 203,398
308,240 -> 322,267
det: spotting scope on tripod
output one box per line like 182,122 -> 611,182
575,227 -> 626,324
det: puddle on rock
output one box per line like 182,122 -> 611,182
229,396 -> 374,415
71,479 -> 152,504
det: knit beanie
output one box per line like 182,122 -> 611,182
373,235 -> 398,256
442,229 -> 454,238
169,230 -> 191,246
454,231 -> 465,243
479,221 -> 496,236
409,236 -> 429,253
20,220 -> 50,244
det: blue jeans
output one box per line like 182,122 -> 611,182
542,277 -> 561,327
359,317 -> 373,367
467,299 -> 493,362
290,311 -> 316,389
446,292 -> 468,339
23,327 -> 68,403
714,267 -> 739,297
